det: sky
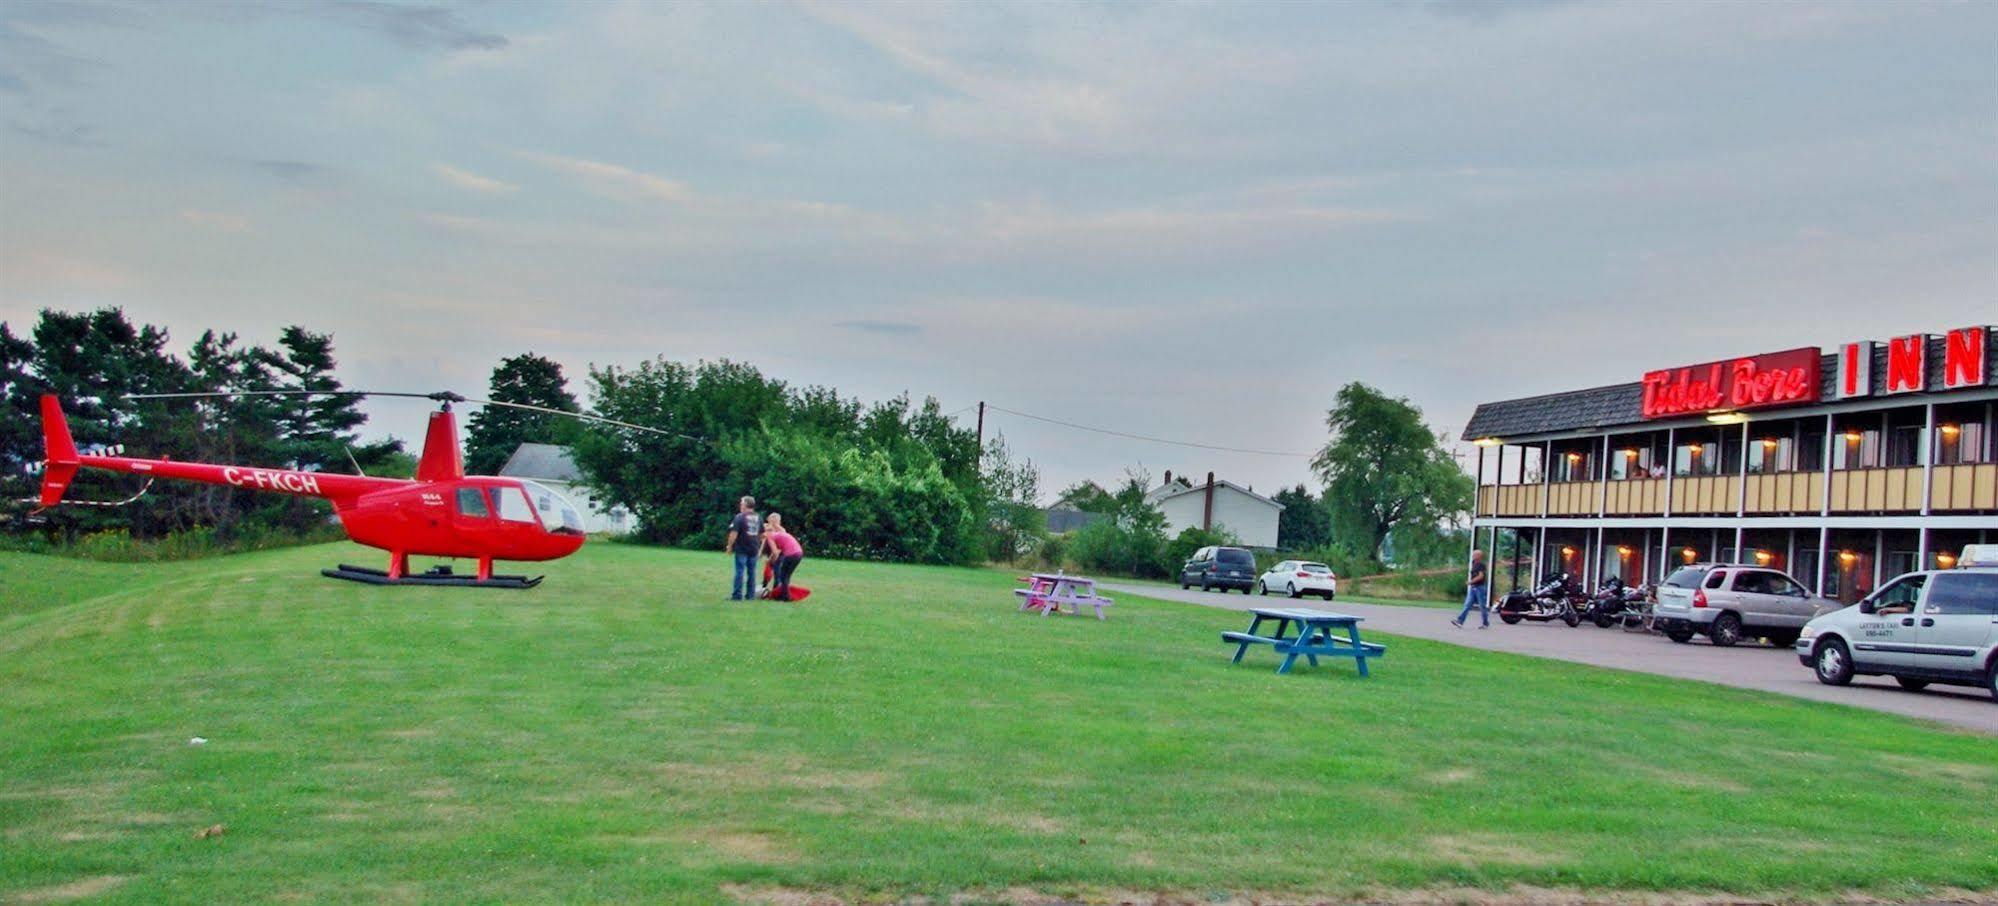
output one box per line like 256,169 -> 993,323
2,0 -> 1994,500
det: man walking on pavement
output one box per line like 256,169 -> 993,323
724,495 -> 763,601
1452,548 -> 1490,629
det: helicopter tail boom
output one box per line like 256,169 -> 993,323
38,395 -> 81,508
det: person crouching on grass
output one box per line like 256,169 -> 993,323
761,513 -> 805,601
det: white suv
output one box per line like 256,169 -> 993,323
1796,546 -> 1998,702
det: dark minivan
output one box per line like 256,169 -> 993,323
1180,545 -> 1257,594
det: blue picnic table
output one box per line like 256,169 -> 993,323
1222,607 -> 1385,676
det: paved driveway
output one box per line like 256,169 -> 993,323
1101,583 -> 1997,735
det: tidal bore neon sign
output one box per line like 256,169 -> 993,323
1641,348 -> 1821,420
1639,326 -> 1991,421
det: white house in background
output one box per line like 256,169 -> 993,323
1145,470 -> 1284,549
497,443 -> 633,536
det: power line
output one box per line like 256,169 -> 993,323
983,404 -> 1317,458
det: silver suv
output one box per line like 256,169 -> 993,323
1796,549 -> 1998,702
1653,563 -> 1823,648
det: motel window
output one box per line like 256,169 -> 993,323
1796,427 -> 1824,472
1554,449 -> 1594,482
1675,441 -> 1718,477
1934,404 -> 1994,465
1832,424 -> 1880,470
1885,426 -> 1922,468
1747,436 -> 1792,474
1609,438 -> 1665,480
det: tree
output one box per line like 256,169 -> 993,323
28,308 -> 199,539
574,357 -> 983,561
464,353 -> 583,476
1055,480 -> 1117,514
0,323 -> 42,518
1310,382 -> 1474,564
980,432 -> 1045,563
1068,469 -> 1172,577
1273,484 -> 1331,550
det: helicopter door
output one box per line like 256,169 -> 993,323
453,487 -> 503,547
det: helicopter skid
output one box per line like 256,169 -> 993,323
321,563 -> 544,589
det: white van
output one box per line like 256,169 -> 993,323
1796,545 -> 1998,702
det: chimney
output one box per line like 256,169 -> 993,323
1203,471 -> 1215,531
1163,470 -> 1172,487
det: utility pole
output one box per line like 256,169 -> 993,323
975,401 -> 985,449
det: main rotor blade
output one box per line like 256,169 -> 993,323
124,390 -> 461,402
123,390 -> 706,443
463,397 -> 709,443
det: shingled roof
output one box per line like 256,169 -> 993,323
1463,329 -> 1998,441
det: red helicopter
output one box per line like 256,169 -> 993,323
31,390 -> 667,588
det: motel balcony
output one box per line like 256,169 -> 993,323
1473,403 -> 1998,519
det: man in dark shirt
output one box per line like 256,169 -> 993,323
1452,548 -> 1490,628
724,496 -> 763,600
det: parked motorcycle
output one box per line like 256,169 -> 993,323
1496,572 -> 1584,627
1583,576 -> 1649,628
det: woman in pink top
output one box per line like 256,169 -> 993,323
760,513 -> 806,601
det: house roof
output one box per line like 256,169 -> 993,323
1146,479 -> 1285,511
497,443 -> 584,482
1463,329 -> 1998,441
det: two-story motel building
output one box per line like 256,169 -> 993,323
1463,325 -> 1996,603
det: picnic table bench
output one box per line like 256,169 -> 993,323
1222,607 -> 1384,676
1015,572 -> 1114,620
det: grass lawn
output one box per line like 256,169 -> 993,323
3,542 -> 1994,904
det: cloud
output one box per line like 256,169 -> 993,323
513,151 -> 690,204
247,159 -> 334,181
306,1 -> 507,52
8,116 -> 94,146
834,319 -> 922,336
180,209 -> 251,231
432,163 -> 517,195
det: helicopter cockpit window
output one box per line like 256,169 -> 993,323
495,486 -> 538,524
520,480 -> 585,534
456,487 -> 490,519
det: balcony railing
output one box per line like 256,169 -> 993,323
1930,463 -> 1998,511
1472,462 -> 1998,518
1742,472 -> 1822,515
1603,478 -> 1665,515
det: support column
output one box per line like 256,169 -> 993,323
1920,402 -> 1936,517
1599,433 -> 1612,516
1663,427 -> 1677,517
1733,525 -> 1745,566
1592,525 -> 1605,588
1816,525 -> 1831,599
1510,527 -> 1522,593
1736,419 -> 1751,517
1873,528 -> 1884,590
1918,526 -> 1931,572
1535,525 -> 1548,588
1659,525 -> 1672,584
1821,413 -> 1835,517
1540,441 -> 1552,517
1786,530 -> 1797,575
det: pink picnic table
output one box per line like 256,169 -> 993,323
1014,572 -> 1115,620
